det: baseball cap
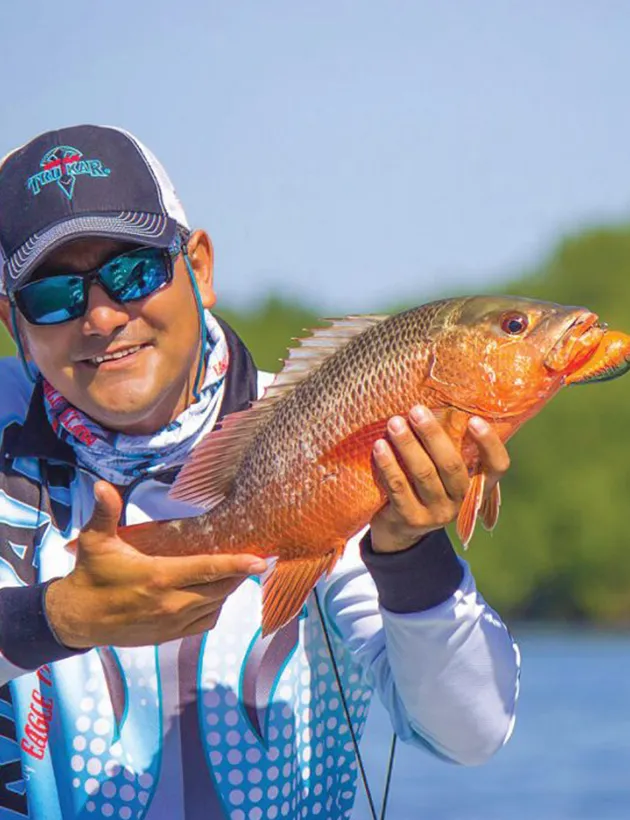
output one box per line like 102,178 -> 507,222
0,124 -> 190,294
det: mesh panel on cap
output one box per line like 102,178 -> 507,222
108,127 -> 190,229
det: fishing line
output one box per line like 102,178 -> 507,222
314,587 -> 397,820
379,734 -> 397,820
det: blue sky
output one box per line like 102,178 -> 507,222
2,1 -> 630,312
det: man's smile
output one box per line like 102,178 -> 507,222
79,343 -> 151,369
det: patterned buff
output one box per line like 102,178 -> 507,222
43,310 -> 229,485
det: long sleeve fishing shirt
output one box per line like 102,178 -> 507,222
0,321 -> 520,820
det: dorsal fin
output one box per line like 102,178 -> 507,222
169,314 -> 390,510
263,314 -> 389,400
168,405 -> 275,508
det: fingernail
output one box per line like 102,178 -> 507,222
247,559 -> 268,574
469,416 -> 489,434
410,405 -> 430,424
373,439 -> 388,457
388,416 -> 406,434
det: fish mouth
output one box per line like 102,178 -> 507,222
565,330 -> 630,385
544,311 -> 606,376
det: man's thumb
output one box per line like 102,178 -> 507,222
86,481 -> 123,537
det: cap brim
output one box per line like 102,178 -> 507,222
3,212 -> 179,293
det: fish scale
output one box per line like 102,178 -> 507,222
222,308 -> 443,550
108,295 -> 630,635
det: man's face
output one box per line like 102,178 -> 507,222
10,231 -> 216,435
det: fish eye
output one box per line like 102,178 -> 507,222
500,312 -> 528,335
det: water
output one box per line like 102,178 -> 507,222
353,629 -> 630,820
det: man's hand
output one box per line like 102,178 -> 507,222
369,406 -> 510,553
45,481 -> 266,649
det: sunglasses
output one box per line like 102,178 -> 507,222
11,243 -> 183,326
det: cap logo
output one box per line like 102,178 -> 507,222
26,145 -> 111,201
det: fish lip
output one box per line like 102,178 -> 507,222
565,330 -> 630,385
544,310 -> 603,373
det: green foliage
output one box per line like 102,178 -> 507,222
0,324 -> 14,358
216,295 -> 321,373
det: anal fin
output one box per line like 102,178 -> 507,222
262,546 -> 343,636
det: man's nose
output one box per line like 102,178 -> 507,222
81,284 -> 130,335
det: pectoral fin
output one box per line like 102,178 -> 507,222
319,420 -> 388,469
262,547 -> 343,636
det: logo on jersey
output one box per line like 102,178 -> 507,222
26,146 -> 111,200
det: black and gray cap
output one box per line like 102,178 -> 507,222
0,124 -> 190,294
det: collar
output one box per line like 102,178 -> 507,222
3,316 -> 258,466
4,379 -> 76,463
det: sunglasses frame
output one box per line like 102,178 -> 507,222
10,234 -> 188,327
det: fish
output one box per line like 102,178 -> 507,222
110,295 -> 630,636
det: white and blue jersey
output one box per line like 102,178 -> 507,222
0,321 -> 520,819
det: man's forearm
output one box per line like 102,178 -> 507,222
321,530 -> 520,766
360,528 -> 463,612
374,555 -> 520,766
0,582 -> 85,682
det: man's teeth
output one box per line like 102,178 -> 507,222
90,345 -> 143,365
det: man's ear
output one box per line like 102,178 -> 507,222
184,230 -> 216,310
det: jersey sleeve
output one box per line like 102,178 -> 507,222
318,529 -> 520,766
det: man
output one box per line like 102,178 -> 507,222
0,125 -> 519,820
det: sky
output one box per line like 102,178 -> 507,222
2,1 -> 630,313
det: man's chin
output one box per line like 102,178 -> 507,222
79,387 -> 174,435
65,359 -> 191,434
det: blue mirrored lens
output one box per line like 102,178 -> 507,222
17,276 -> 85,325
15,248 -> 173,326
100,250 -> 170,302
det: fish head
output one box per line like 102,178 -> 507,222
427,295 -> 606,418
